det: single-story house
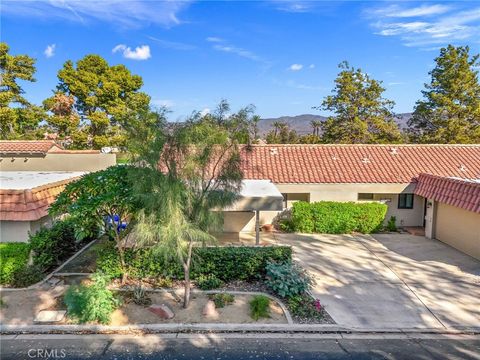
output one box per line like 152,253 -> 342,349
222,144 -> 480,259
0,141 -> 116,242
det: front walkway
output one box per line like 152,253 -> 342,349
275,233 -> 480,330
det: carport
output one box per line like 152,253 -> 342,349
223,180 -> 284,244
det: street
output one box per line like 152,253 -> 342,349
1,333 -> 479,360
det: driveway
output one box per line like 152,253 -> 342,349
275,233 -> 480,330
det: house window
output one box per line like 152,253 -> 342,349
358,193 -> 374,200
398,194 -> 414,209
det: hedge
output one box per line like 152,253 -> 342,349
96,241 -> 292,281
0,243 -> 30,285
290,201 -> 388,234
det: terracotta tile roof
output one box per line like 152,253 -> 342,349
415,173 -> 480,213
0,178 -> 80,221
240,144 -> 480,184
0,140 -> 63,155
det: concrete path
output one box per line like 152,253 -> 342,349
1,333 -> 479,360
275,233 -> 480,330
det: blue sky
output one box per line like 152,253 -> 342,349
2,1 -> 480,120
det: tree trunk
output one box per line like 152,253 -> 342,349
116,234 -> 128,284
182,241 -> 194,308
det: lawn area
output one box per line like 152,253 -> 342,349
0,243 -> 30,286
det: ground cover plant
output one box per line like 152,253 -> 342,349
288,201 -> 388,234
265,261 -> 312,298
250,295 -> 270,320
209,293 -> 235,308
0,243 -> 30,285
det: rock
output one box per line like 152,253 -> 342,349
202,300 -> 219,318
34,310 -> 66,323
148,304 -> 175,319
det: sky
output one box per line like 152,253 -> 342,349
2,0 -> 480,120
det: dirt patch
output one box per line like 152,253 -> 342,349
111,291 -> 287,325
59,238 -> 106,273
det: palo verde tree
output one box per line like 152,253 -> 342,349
408,45 -> 480,143
0,42 -> 45,139
48,54 -> 150,148
50,165 -> 138,283
128,101 -> 253,308
317,61 -> 403,143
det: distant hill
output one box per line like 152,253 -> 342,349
259,113 -> 412,136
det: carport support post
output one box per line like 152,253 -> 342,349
255,210 -> 260,245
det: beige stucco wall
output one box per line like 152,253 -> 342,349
223,183 -> 424,232
0,216 -> 52,243
435,202 -> 480,260
0,153 -> 116,172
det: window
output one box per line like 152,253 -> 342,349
398,194 -> 414,209
358,193 -> 374,200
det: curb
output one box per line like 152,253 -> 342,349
1,323 -> 479,335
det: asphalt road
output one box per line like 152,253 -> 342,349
1,333 -> 479,360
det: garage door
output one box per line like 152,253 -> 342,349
435,202 -> 480,260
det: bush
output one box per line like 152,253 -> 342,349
11,265 -> 44,288
64,273 -> 119,324
291,201 -> 388,234
250,295 -> 270,320
97,242 -> 292,282
288,294 -> 324,319
196,274 -> 224,290
209,293 -> 235,308
386,216 -> 397,232
265,261 -> 311,298
0,243 -> 30,285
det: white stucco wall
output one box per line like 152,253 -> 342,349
0,216 -> 52,243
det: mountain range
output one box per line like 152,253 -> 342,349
258,113 -> 413,136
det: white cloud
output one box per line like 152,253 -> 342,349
1,0 -> 191,29
113,44 -> 151,60
148,36 -> 195,51
289,64 -> 303,71
309,64 -> 315,69
152,99 -> 174,108
44,44 -> 56,58
212,43 -> 265,63
274,1 -> 314,13
368,4 -> 480,48
200,108 -> 210,116
206,37 -> 223,43
372,4 -> 451,18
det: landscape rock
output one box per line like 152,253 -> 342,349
34,310 -> 66,323
148,304 -> 175,319
202,300 -> 219,318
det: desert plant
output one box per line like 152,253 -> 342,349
64,273 -> 119,324
196,274 -> 224,290
131,285 -> 152,306
209,293 -> 235,308
265,261 -> 312,298
386,216 -> 397,232
250,295 -> 270,320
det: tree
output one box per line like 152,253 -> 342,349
408,45 -> 480,143
43,93 -> 80,145
310,120 -> 321,136
127,102 -> 251,308
48,54 -> 150,148
0,42 -> 45,139
298,134 -> 322,144
50,166 -> 138,283
317,62 -> 402,143
266,122 -> 298,143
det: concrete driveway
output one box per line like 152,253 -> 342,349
275,233 -> 480,330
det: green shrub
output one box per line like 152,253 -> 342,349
209,293 -> 235,308
287,294 -> 324,320
250,295 -> 270,320
196,274 -> 224,290
291,201 -> 388,234
265,261 -> 311,298
0,243 -> 30,285
64,273 -> 119,324
386,216 -> 397,232
11,265 -> 44,288
96,242 -> 292,282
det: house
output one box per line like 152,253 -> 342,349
0,141 -> 116,242
223,144 -> 480,259
0,140 -> 115,172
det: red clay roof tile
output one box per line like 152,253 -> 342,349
0,140 -> 62,155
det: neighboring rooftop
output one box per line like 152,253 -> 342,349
0,140 -> 63,156
415,173 -> 480,213
240,144 -> 480,184
0,171 -> 84,221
